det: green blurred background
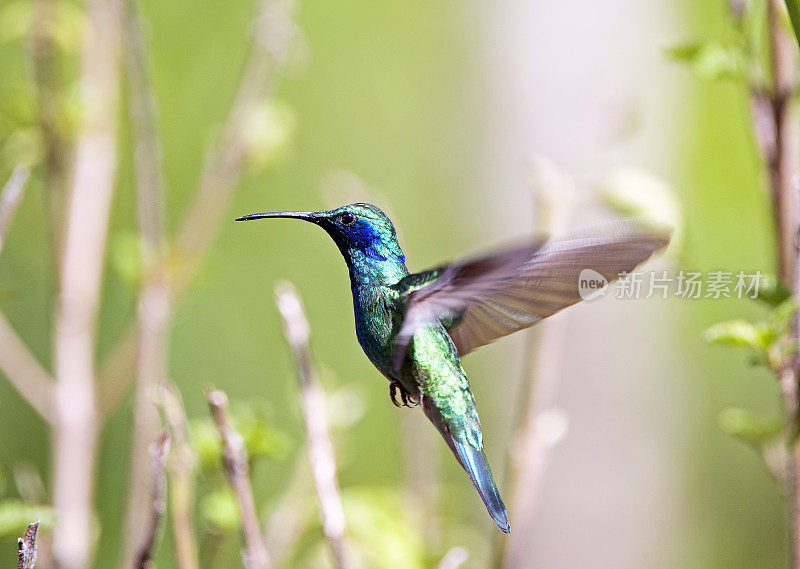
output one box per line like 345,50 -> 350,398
0,0 -> 791,567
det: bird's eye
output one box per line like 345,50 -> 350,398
340,213 -> 356,226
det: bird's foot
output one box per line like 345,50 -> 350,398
389,381 -> 418,408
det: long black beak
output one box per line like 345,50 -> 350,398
235,211 -> 321,223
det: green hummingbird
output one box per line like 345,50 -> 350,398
236,203 -> 668,533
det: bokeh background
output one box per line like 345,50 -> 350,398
0,0 -> 788,568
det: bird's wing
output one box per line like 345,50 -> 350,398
392,219 -> 669,368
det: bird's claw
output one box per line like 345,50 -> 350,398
389,381 -> 417,408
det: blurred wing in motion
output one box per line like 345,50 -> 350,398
392,219 -> 670,369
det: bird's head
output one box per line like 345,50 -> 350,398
236,202 -> 406,266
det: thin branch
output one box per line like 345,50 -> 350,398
206,388 -> 271,569
172,0 -> 295,285
275,281 -> 350,569
767,0 -> 799,284
51,0 -> 121,566
0,313 -> 54,422
159,384 -> 200,569
97,324 -> 137,421
735,1 -> 800,566
119,0 -> 172,564
0,166 -> 55,422
96,0 -> 298,423
134,431 -> 171,569
764,3 -> 800,568
499,162 -> 573,569
17,522 -> 40,569
0,165 -> 30,253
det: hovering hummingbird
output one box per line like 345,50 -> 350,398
236,203 -> 668,533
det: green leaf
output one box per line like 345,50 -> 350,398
785,0 -> 800,53
664,41 -> 746,81
190,419 -> 222,471
664,42 -> 704,62
0,500 -> 55,538
190,405 -> 292,473
703,319 -> 765,350
718,407 -> 783,447
200,489 -> 240,531
341,487 -> 426,569
237,413 -> 293,462
768,297 -> 798,336
0,2 -> 84,51
109,231 -> 143,288
754,274 -> 792,307
1,127 -> 42,169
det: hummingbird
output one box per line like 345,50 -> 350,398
236,203 -> 668,533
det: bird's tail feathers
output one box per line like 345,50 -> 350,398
450,435 -> 510,534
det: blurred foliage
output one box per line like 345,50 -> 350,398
704,297 -> 796,370
0,0 -> 797,566
0,2 -> 83,49
0,500 -> 54,539
191,401 -> 294,471
664,41 -> 748,81
200,488 -> 241,532
786,0 -> 800,52
340,487 -> 427,569
718,407 -> 784,448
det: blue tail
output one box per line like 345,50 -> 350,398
450,436 -> 510,534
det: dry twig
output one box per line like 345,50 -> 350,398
275,282 -> 350,569
17,522 -> 39,569
160,384 -> 200,569
134,431 -> 171,569
0,165 -> 30,253
0,313 -> 54,422
206,388 -> 271,569
119,0 -> 172,563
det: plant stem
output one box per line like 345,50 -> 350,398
766,2 -> 800,566
118,0 -> 171,564
51,0 -> 121,565
275,282 -> 350,569
160,384 -> 200,569
740,1 -> 800,565
0,166 -> 54,421
206,388 -> 271,569
134,431 -> 171,569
